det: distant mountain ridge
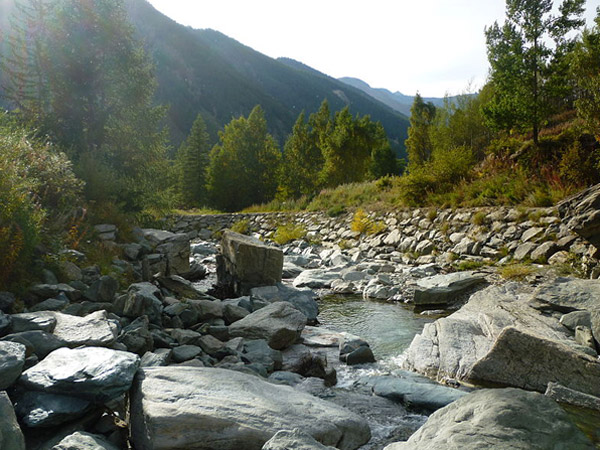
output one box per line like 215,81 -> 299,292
339,77 -> 466,117
122,0 -> 410,157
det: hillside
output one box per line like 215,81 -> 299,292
122,0 -> 410,155
339,77 -> 463,116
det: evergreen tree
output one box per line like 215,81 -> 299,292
484,0 -> 585,145
279,112 -> 323,199
571,9 -> 600,140
177,114 -> 210,207
207,105 -> 281,211
405,93 -> 436,169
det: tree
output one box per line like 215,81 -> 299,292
484,0 -> 585,145
207,105 -> 281,211
278,112 -> 323,199
405,93 -> 436,169
571,8 -> 600,140
177,114 -> 211,207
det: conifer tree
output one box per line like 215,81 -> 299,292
405,93 -> 436,169
177,114 -> 210,207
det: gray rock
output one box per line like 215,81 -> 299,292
384,388 -> 593,449
1,331 -> 66,358
530,241 -> 558,262
130,367 -> 370,450
413,271 -> 486,306
591,308 -> 600,346
83,275 -> 118,303
366,374 -> 467,412
10,312 -> 56,333
0,311 -> 11,336
229,302 -> 307,350
20,347 -> 140,402
223,303 -> 250,324
123,283 -> 163,325
301,327 -> 343,348
189,299 -> 223,321
0,391 -> 25,450
118,316 -> 154,355
47,310 -> 118,347
250,284 -> 319,323
0,291 -> 16,313
0,341 -> 26,389
29,297 -> 69,312
545,382 -> 600,411
140,229 -> 190,276
262,429 -> 336,450
339,336 -> 375,365
14,391 -> 92,427
157,275 -> 213,300
575,326 -> 596,350
218,230 -> 283,295
141,349 -> 172,367
530,278 -> 600,312
404,283 -> 600,396
242,339 -> 283,373
513,242 -> 537,260
558,183 -> 600,251
292,268 -> 342,289
197,335 -> 224,357
521,226 -> 544,242
171,345 -> 202,363
560,310 -> 592,331
50,431 -> 120,450
267,371 -> 305,386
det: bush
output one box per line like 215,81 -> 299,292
230,219 -> 250,235
273,223 -> 306,245
0,113 -> 83,288
351,209 -> 386,236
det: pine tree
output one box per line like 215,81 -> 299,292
405,93 -> 436,169
177,114 -> 210,207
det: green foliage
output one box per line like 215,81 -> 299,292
326,205 -> 347,217
571,10 -> 600,140
0,112 -> 83,288
230,219 -> 250,235
455,260 -> 487,271
405,93 -> 436,168
177,114 -> 211,207
207,106 -> 281,211
499,263 -> 536,281
483,0 -> 586,144
272,223 -> 307,245
472,211 -> 488,226
350,209 -> 386,236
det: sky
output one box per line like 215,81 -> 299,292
147,0 -> 600,98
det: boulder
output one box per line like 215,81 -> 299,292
558,183 -> 600,251
157,275 -> 214,300
530,278 -> 600,312
0,341 -> 26,389
229,302 -> 307,350
20,347 -> 140,402
83,275 -> 118,303
50,310 -> 118,347
139,229 -> 190,276
292,269 -> 341,289
10,312 -> 56,333
0,391 -> 25,450
262,429 -> 336,450
218,231 -> 283,295
122,283 -> 163,325
338,336 -> 375,365
50,431 -> 120,450
413,271 -> 486,307
130,367 -> 370,450
403,283 -> 600,396
250,284 -> 319,323
545,382 -> 600,411
117,316 -> 154,355
13,391 -> 92,427
1,330 -> 66,358
384,388 -> 593,449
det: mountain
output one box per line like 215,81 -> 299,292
122,0 -> 410,156
339,77 -> 467,117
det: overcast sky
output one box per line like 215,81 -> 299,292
147,0 -> 600,97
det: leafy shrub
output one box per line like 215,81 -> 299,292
230,219 -> 250,235
351,209 -> 386,236
327,205 -> 346,217
273,223 -> 306,245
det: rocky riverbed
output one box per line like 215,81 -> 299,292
2,187 -> 600,449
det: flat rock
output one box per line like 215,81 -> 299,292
50,310 -> 118,347
0,391 -> 25,450
50,431 -> 120,450
301,327 -> 343,348
413,271 -> 486,306
530,278 -> 600,312
293,269 -> 341,289
0,341 -> 26,389
157,275 -> 212,300
404,283 -> 600,396
10,312 -> 56,333
130,367 -> 370,450
384,388 -> 593,449
20,347 -> 140,402
262,429 -> 336,450
14,391 -> 92,427
545,382 -> 600,411
229,302 -> 307,350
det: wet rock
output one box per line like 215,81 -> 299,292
130,367 -> 371,450
413,271 -> 486,307
218,230 -> 283,295
50,431 -> 120,450
339,335 -> 375,365
0,341 -> 26,389
384,388 -> 594,449
20,347 -> 140,402
262,429 -> 336,450
0,391 -> 25,450
14,391 -> 92,427
229,302 -> 307,350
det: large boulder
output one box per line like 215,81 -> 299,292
130,367 -> 370,450
50,310 -> 118,347
122,283 -> 163,325
558,183 -> 600,251
229,302 -> 307,350
139,229 -> 190,276
0,391 -> 25,450
403,283 -> 600,396
217,231 -> 283,295
412,271 -> 486,307
384,388 -> 593,449
19,347 -> 140,402
14,391 -> 92,427
250,284 -> 319,323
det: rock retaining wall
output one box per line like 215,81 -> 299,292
169,207 -> 599,275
